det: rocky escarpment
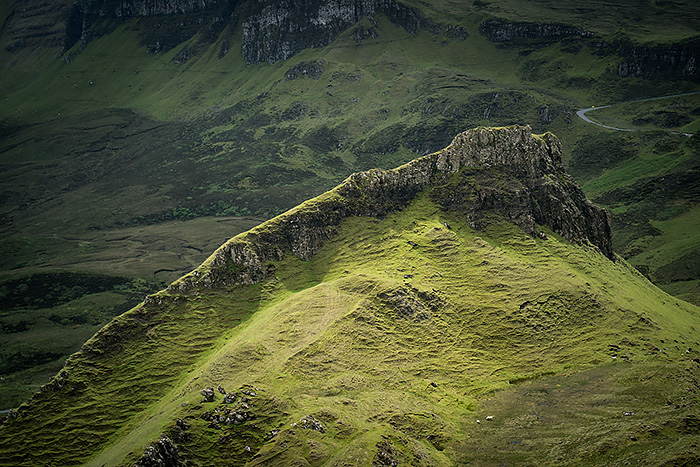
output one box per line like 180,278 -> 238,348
616,38 -> 700,81
588,37 -> 700,81
111,0 -> 224,17
69,0 -> 236,54
168,125 -> 613,294
5,0 -> 466,63
0,0 -> 238,55
479,18 -> 698,81
241,0 -> 466,64
479,18 -> 592,44
242,0 -> 422,64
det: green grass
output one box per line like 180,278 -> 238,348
453,361 -> 700,465
582,133 -> 694,197
571,126 -> 700,305
0,276 -> 158,410
0,216 -> 261,410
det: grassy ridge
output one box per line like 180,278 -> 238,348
2,186 -> 699,465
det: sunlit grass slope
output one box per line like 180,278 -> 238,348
1,128 -> 698,466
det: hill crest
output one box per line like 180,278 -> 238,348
2,126 -> 699,467
169,125 -> 613,295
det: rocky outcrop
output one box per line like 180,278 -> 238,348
79,0 -> 235,54
135,435 -> 186,467
479,18 -> 592,44
1,0 -> 237,56
480,18 -> 698,81
241,0 -> 427,64
111,0 -> 224,18
587,37 -> 700,81
71,0 -> 226,20
168,125 -> 613,294
285,59 -> 326,80
5,0 -> 466,64
616,39 -> 700,81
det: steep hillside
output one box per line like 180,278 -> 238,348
1,0 -> 699,409
1,126 -> 698,466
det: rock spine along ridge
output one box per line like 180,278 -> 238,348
167,125 -> 613,295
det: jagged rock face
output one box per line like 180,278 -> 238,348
4,0 -> 460,63
2,0 -> 237,55
588,38 -> 700,81
617,39 -> 700,81
479,19 -> 591,43
169,126 -> 613,293
241,0 -> 425,64
478,18 -> 698,81
79,0 -> 225,19
112,0 -> 222,17
135,436 -> 185,467
78,0 -> 237,54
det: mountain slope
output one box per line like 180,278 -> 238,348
1,126 -> 698,466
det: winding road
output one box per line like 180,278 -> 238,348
576,91 -> 700,134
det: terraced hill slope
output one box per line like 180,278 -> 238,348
1,126 -> 698,466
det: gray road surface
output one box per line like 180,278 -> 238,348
576,91 -> 700,134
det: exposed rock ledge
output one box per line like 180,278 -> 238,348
479,19 -> 592,43
165,125 -> 613,294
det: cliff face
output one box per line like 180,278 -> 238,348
74,0 -> 236,53
169,125 -> 613,293
111,0 -> 223,17
478,18 -> 699,81
241,0 -> 427,64
616,39 -> 700,81
4,0 -> 465,63
0,0 -> 238,55
479,19 -> 592,44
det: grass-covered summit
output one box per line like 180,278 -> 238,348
1,125 -> 699,466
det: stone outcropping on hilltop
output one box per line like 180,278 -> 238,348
168,125 -> 613,293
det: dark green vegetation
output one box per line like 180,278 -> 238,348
0,216 -> 263,408
1,127 -> 698,466
0,0 -> 698,415
0,272 -> 158,408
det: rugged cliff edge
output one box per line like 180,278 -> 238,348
4,0 -> 464,61
167,125 -> 613,293
479,19 -> 592,44
241,0 -> 427,64
479,18 -> 699,81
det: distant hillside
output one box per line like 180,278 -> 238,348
0,0 -> 699,410
1,126 -> 698,466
